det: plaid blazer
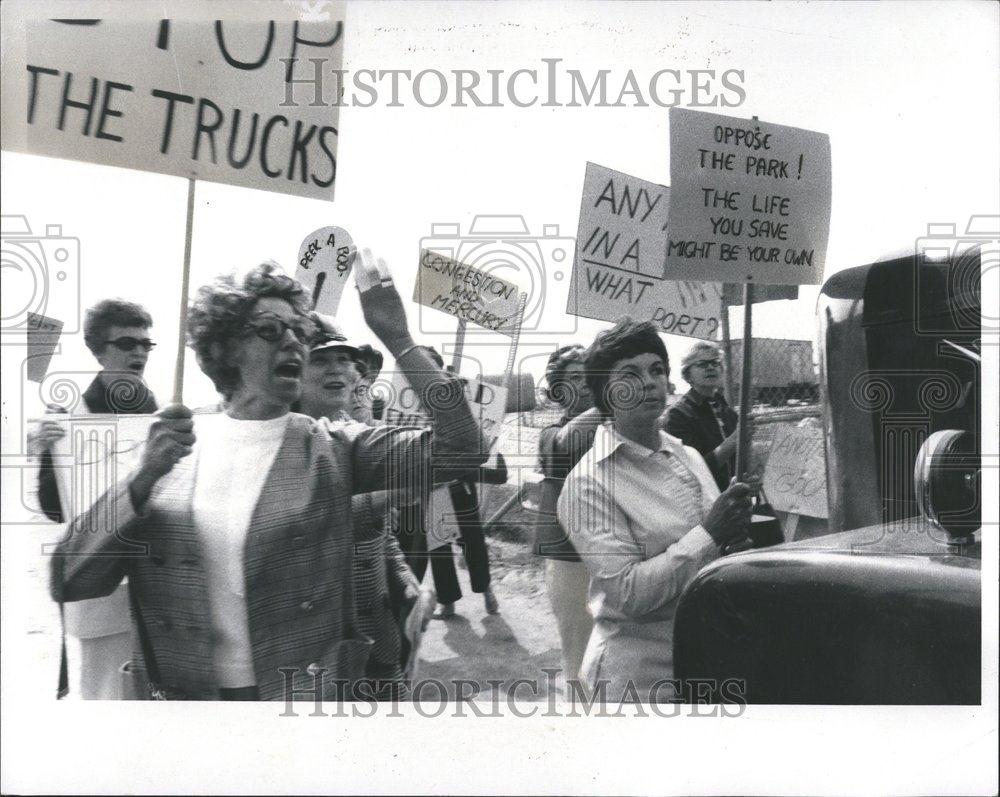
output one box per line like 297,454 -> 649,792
50,402 -> 485,701
350,492 -> 418,684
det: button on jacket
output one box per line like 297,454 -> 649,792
50,404 -> 485,701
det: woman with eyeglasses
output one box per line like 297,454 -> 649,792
663,342 -> 740,491
50,257 -> 485,701
297,324 -> 431,699
557,319 -> 752,702
28,298 -> 159,700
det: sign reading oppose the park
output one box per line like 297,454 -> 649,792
414,249 -> 524,337
665,108 -> 831,285
762,422 -> 828,518
568,162 -> 723,340
2,6 -> 345,200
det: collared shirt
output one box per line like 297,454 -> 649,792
557,423 -> 721,699
664,388 -> 738,491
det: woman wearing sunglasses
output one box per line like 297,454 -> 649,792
50,256 -> 485,701
29,298 -> 159,700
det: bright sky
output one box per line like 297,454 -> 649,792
3,0 -> 998,418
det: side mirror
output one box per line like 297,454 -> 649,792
914,429 -> 980,544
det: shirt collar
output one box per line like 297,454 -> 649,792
591,422 -> 687,464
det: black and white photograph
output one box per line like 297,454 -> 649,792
1,1 -> 996,794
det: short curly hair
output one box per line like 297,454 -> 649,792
83,299 -> 152,355
585,318 -> 669,414
544,344 -> 587,408
187,262 -> 310,399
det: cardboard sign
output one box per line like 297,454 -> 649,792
383,371 -> 507,445
762,422 -> 828,517
426,485 -> 461,548
414,249 -> 524,337
46,414 -> 156,527
2,5 -> 345,200
296,226 -> 354,314
567,162 -> 723,340
25,312 -> 63,382
665,108 -> 832,285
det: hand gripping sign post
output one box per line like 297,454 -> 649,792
2,2 -> 347,404
664,108 -> 831,547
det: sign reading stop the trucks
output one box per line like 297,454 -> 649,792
762,422 -> 829,518
414,249 -> 524,337
567,162 -> 723,340
2,4 -> 345,200
665,108 -> 831,285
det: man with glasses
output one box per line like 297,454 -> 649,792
28,298 -> 158,699
663,342 -> 739,491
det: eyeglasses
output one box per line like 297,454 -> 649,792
692,359 -> 722,369
242,315 -> 317,345
103,337 -> 156,353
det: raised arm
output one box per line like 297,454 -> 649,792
346,249 -> 486,491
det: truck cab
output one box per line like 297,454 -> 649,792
673,242 -> 983,704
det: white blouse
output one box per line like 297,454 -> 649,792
190,413 -> 290,688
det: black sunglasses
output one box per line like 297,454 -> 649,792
243,315 -> 317,345
104,337 -> 156,353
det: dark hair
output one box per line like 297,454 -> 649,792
187,261 -> 310,400
545,344 -> 587,408
83,299 -> 152,355
355,345 -> 384,381
585,318 -> 669,414
422,345 -> 445,370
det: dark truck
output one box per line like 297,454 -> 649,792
673,239 -> 984,704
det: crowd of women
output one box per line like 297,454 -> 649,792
38,247 -> 753,703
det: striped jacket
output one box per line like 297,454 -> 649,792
50,403 -> 485,700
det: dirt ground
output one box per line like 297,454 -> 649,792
3,511 -> 563,702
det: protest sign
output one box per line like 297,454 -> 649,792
45,414 -> 156,532
414,249 -> 524,337
762,422 -> 828,517
25,312 -> 63,382
2,4 -> 345,200
384,371 -> 507,445
567,162 -> 723,340
665,108 -> 831,284
296,226 -> 354,315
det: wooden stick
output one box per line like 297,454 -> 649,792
720,293 -> 736,406
450,319 -> 467,372
171,178 -> 197,405
735,281 -> 755,480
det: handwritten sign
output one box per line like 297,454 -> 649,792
25,313 -> 63,382
383,371 -> 507,446
762,422 -> 828,517
414,249 -> 524,337
2,6 -> 345,200
296,226 -> 354,314
665,108 -> 831,285
567,162 -> 723,340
